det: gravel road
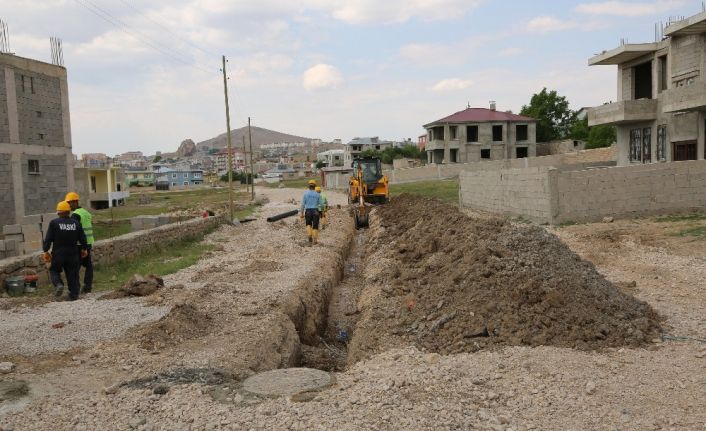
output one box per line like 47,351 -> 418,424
2,190 -> 705,431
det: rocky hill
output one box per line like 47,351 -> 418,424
196,126 -> 312,151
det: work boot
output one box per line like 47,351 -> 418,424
54,284 -> 64,298
82,286 -> 92,294
312,229 -> 319,245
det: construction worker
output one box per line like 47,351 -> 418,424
43,201 -> 88,301
315,186 -> 328,228
300,179 -> 323,244
66,192 -> 94,294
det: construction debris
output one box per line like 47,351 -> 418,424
101,274 -> 164,300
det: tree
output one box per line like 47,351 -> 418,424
568,117 -> 616,149
152,155 -> 162,163
520,88 -> 576,142
315,160 -> 326,169
586,124 -> 616,149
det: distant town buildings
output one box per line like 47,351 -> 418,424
0,52 -> 75,225
423,103 -> 537,164
588,10 -> 706,165
316,149 -> 345,167
344,137 -> 394,164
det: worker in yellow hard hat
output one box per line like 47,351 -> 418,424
42,201 -> 88,301
299,180 -> 323,244
66,192 -> 94,294
315,186 -> 328,229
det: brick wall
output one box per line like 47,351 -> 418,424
0,67 -> 9,142
387,146 -> 616,184
459,167 -> 554,222
21,154 -> 69,215
554,160 -> 706,223
14,70 -> 64,148
459,159 -> 706,224
0,215 -> 225,293
0,154 -> 13,223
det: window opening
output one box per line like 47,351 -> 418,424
466,126 -> 478,142
492,125 -> 503,142
516,125 -> 528,141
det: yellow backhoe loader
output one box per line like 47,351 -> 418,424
349,157 -> 389,228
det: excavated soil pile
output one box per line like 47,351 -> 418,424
137,303 -> 213,350
351,194 -> 661,359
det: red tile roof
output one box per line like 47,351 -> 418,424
426,108 -> 535,126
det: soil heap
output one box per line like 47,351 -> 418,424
349,195 -> 661,360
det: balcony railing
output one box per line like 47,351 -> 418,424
587,99 -> 658,126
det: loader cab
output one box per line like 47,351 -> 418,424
352,158 -> 383,184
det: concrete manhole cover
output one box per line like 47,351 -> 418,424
242,368 -> 333,397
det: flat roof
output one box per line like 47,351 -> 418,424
588,43 -> 659,66
665,11 -> 706,37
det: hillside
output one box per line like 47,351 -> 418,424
196,126 -> 312,151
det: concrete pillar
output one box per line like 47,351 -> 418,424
106,169 -> 113,208
60,78 -> 75,191
10,152 -> 24,223
4,68 -> 19,144
427,151 -> 432,164
699,112 -> 705,161
443,146 -> 450,164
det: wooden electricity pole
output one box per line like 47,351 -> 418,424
248,117 -> 255,200
242,135 -> 248,194
221,55 -> 234,221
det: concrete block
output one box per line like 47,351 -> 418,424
4,239 -> 17,251
2,224 -> 22,235
21,224 -> 41,234
4,234 -> 23,242
23,231 -> 43,243
0,240 -> 5,252
42,213 -> 58,223
21,214 -> 43,224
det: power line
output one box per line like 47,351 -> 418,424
72,0 -> 216,75
117,0 -> 217,58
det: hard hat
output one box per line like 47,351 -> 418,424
307,180 -> 317,186
56,201 -> 71,212
65,192 -> 80,202
315,186 -> 321,192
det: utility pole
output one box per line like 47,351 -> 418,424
242,135 -> 248,194
248,117 -> 255,200
221,55 -> 234,221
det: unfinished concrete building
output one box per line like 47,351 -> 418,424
588,11 -> 706,165
423,103 -> 537,164
1,52 -> 74,225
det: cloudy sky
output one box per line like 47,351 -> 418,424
2,0 -> 700,156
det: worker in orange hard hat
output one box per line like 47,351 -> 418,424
66,191 -> 94,294
43,201 -> 88,301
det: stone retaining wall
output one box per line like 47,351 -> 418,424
0,215 -> 224,292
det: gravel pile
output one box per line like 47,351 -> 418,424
0,298 -> 169,356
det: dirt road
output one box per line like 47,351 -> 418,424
1,190 -> 705,431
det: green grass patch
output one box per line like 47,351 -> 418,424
93,187 -> 249,222
93,220 -> 131,241
92,234 -> 215,293
655,213 -> 706,223
389,179 -> 459,204
674,226 -> 706,238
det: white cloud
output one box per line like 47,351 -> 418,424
498,47 -> 521,57
431,78 -> 473,92
527,16 -> 578,33
399,43 -> 453,62
575,1 -> 685,16
323,0 -> 486,24
302,63 -> 343,91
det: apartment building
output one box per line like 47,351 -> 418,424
0,52 -> 74,225
423,103 -> 537,164
588,11 -> 706,165
343,137 -> 393,165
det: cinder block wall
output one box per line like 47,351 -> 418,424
459,159 -> 706,224
0,215 -> 224,292
386,146 -> 616,184
554,160 -> 706,223
459,167 -> 555,222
